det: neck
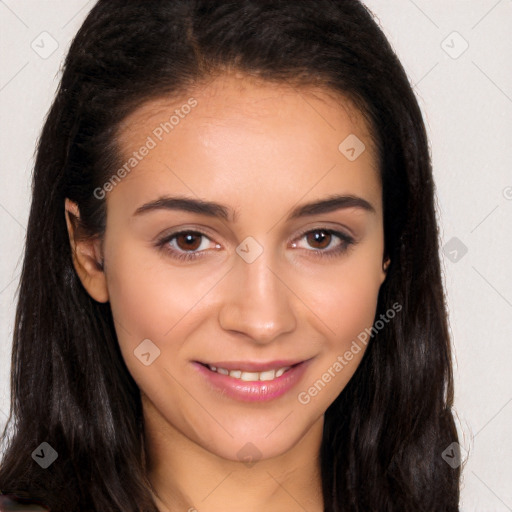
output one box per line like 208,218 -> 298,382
143,397 -> 325,512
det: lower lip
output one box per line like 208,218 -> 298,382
193,360 -> 310,402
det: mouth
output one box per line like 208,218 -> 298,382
198,362 -> 300,382
193,359 -> 311,402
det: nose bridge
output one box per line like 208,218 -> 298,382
218,244 -> 296,343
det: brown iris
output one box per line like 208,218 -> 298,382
175,232 -> 203,251
305,230 -> 332,250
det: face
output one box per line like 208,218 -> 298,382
71,73 -> 387,463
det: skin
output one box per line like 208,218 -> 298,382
65,72 -> 388,512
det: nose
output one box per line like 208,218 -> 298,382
218,249 -> 297,345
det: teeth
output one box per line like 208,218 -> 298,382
259,370 -> 275,381
207,365 -> 291,381
240,371 -> 259,382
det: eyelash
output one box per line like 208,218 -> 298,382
155,228 -> 355,262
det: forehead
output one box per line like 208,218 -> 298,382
118,73 -> 376,155
111,74 -> 381,217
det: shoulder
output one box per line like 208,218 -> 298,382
0,494 -> 50,511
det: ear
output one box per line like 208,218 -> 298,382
65,198 -> 109,303
380,256 -> 391,284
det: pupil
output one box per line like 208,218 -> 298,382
309,230 -> 330,249
179,233 -> 200,250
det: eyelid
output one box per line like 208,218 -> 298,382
292,223 -> 355,242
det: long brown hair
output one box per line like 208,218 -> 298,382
0,1 -> 460,510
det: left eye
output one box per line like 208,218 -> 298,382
291,228 -> 354,258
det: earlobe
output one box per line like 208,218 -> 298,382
64,198 -> 109,303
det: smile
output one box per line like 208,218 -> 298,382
206,364 -> 292,381
194,359 -> 311,402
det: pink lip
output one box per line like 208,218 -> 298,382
193,359 -> 311,402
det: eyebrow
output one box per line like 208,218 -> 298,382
132,194 -> 376,222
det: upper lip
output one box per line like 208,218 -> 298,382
197,359 -> 307,372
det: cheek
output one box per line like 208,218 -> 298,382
336,269 -> 381,338
103,237 -> 224,375
294,257 -> 383,410
103,239 -> 184,361
105,234 -> 205,331
303,248 -> 384,347
106,253 -> 169,337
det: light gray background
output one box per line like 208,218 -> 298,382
1,1 -> 511,509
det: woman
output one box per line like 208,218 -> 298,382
0,1 -> 461,510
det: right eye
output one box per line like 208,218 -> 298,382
156,230 -> 221,262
